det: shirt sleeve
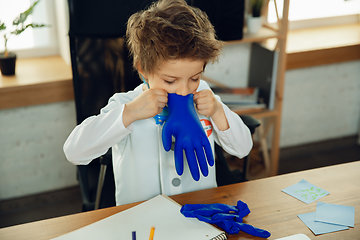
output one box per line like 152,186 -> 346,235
211,101 -> 253,159
63,95 -> 133,165
197,80 -> 253,159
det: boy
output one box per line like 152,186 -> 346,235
64,0 -> 252,206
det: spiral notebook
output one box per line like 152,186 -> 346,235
52,194 -> 227,240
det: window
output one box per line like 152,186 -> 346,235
0,0 -> 59,58
267,0 -> 360,29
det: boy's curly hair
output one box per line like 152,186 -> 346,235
126,0 -> 223,76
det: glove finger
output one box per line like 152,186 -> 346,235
202,137 -> 214,166
212,213 -> 239,221
235,222 -> 271,238
196,203 -> 238,214
236,200 -> 251,219
181,205 -> 225,217
216,220 -> 239,235
185,145 -> 200,181
194,143 -> 209,177
181,203 -> 238,215
174,141 -> 184,176
161,122 -> 173,151
211,203 -> 239,213
183,208 -> 230,218
180,206 -> 222,224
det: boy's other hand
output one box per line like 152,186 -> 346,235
194,89 -> 229,131
193,89 -> 221,118
123,89 -> 168,127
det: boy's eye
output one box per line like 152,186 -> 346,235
164,80 -> 175,85
191,77 -> 200,82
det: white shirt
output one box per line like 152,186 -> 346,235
63,80 -> 252,205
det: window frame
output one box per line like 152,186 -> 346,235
266,0 -> 360,30
0,0 -> 61,59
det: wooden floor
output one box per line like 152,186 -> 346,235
0,135 -> 359,229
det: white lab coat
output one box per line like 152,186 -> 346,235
64,80 -> 252,206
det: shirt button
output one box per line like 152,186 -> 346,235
172,178 -> 181,187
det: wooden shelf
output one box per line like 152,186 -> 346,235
287,44 -> 360,70
0,56 -> 73,110
250,109 -> 280,119
287,23 -> 360,53
0,56 -> 72,88
231,107 -> 278,118
286,23 -> 360,69
226,26 -> 282,45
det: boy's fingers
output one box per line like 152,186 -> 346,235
158,102 -> 166,108
193,91 -> 200,100
195,90 -> 212,101
153,88 -> 168,96
152,89 -> 168,104
158,95 -> 168,105
157,107 -> 164,114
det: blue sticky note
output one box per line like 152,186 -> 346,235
315,202 -> 355,227
298,212 -> 349,235
282,179 -> 329,204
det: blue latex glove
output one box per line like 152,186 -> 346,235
180,201 -> 271,238
162,93 -> 214,181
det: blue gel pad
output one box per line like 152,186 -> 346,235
154,106 -> 169,125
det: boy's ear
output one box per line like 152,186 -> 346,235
137,65 -> 146,80
137,66 -> 148,86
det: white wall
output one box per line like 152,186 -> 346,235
0,45 -> 359,200
205,43 -> 250,88
0,101 -> 78,200
281,60 -> 360,147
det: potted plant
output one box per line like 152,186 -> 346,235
247,0 -> 264,34
0,0 -> 47,76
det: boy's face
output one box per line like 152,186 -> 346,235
145,59 -> 205,96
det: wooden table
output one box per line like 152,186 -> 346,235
1,161 -> 359,240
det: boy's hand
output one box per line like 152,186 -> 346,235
194,89 -> 229,131
193,89 -> 221,118
123,89 -> 167,127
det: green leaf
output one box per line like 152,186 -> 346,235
13,0 -> 40,26
251,0 -> 264,17
0,21 -> 6,31
11,23 -> 47,35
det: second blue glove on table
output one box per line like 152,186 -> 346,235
180,200 -> 271,238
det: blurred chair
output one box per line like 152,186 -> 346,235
215,115 -> 260,186
67,0 -> 151,211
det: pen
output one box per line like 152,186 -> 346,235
149,226 -> 155,240
132,231 -> 136,240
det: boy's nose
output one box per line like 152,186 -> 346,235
175,82 -> 190,96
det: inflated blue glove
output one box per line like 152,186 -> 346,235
162,93 -> 214,181
180,201 -> 271,238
